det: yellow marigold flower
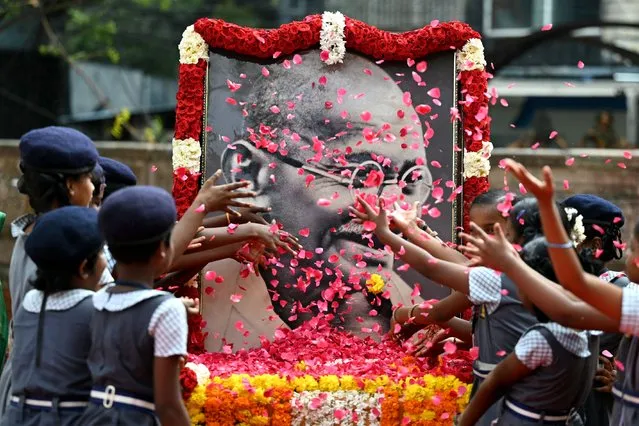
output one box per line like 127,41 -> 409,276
339,375 -> 358,391
295,361 -> 307,371
366,273 -> 385,294
318,375 -> 340,391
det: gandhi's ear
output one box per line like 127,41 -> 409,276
221,141 -> 270,193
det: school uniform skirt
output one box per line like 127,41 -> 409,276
0,404 -> 85,426
76,404 -> 158,426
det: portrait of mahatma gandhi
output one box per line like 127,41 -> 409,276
205,49 -> 459,337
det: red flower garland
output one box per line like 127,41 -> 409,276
172,15 -> 491,347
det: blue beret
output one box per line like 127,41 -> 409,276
26,207 -> 103,271
98,157 -> 137,187
20,126 -> 98,174
92,163 -> 105,183
563,194 -> 624,227
99,186 -> 176,247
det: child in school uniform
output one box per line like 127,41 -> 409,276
89,163 -> 106,210
563,195 -> 628,425
473,160 -> 639,425
1,206 -> 106,426
0,126 -> 112,417
77,176 -> 255,425
389,190 -> 522,355
96,157 -> 138,276
98,156 -> 137,201
353,196 -> 581,426
456,236 -> 597,425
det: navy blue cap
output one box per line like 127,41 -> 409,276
19,126 -> 98,174
99,186 -> 176,247
26,206 -> 103,271
563,194 -> 624,227
99,157 -> 137,186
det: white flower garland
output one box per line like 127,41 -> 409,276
179,25 -> 209,65
172,137 -> 202,172
291,391 -> 382,426
564,207 -> 587,246
320,11 -> 346,65
463,141 -> 493,179
457,38 -> 486,72
184,362 -> 211,386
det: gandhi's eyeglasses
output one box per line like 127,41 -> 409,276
222,141 -> 433,205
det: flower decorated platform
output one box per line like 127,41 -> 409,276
181,318 -> 473,425
173,11 -> 490,425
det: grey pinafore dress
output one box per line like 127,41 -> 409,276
610,333 -> 639,425
470,274 -> 538,426
495,325 -> 594,426
76,290 -> 173,425
1,290 -> 94,426
0,215 -> 38,417
0,216 -> 114,418
582,270 -> 629,426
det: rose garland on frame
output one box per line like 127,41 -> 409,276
171,15 -> 491,352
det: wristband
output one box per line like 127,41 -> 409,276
545,241 -> 574,249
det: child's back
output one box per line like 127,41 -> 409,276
496,323 -> 593,425
2,206 -> 105,426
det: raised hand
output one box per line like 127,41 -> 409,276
196,170 -> 256,215
389,201 -> 421,231
503,159 -> 555,203
348,196 -> 391,234
251,223 -> 302,257
459,222 -> 519,270
232,205 -> 271,225
181,297 -> 200,315
185,227 -> 206,251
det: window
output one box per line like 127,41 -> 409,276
483,0 -> 553,37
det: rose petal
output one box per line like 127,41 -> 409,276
363,221 -> 377,232
542,24 -> 553,31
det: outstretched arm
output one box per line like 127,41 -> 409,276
461,222 -> 620,332
505,160 -> 623,323
458,353 -> 533,426
353,197 -> 471,295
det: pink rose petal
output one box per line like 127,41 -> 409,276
360,111 -> 372,122
317,198 -> 332,207
416,61 -> 427,72
195,204 -> 205,213
577,61 -> 585,69
443,341 -> 457,354
261,67 -> 270,77
363,221 -> 377,232
427,88 -> 441,98
541,24 -> 553,31
230,294 -> 243,303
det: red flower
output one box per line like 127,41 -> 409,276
180,367 -> 198,400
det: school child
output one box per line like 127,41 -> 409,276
389,190 -> 521,354
1,206 -> 105,426
77,177 -> 254,425
0,126 -> 108,417
353,196 -> 579,426
456,237 -> 596,426
563,195 -> 629,425
98,156 -> 137,201
96,157 -> 137,275
486,160 -> 639,425
89,164 -> 106,209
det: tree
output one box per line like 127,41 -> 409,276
0,0 -> 278,141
